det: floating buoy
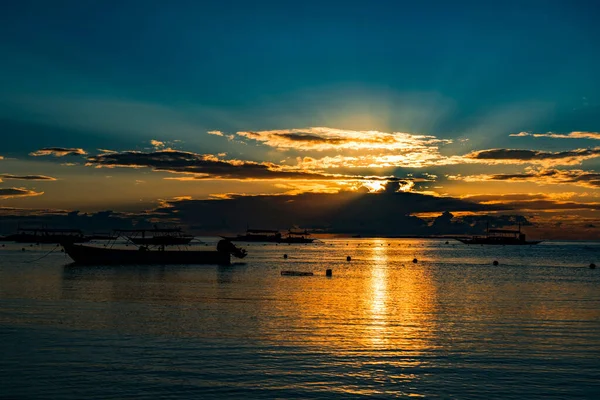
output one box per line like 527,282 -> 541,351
283,254 -> 288,259
346,256 -> 351,262
30,244 -> 33,247
326,269 -> 332,277
590,263 -> 596,269
445,241 -> 449,244
413,258 -> 418,263
493,260 -> 499,266
22,248 -> 26,252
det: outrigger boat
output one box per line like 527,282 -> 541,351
280,230 -> 315,244
62,233 -> 247,265
456,224 -> 541,245
222,228 -> 315,244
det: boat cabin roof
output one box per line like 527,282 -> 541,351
247,229 -> 279,234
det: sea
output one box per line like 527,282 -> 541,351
1,238 -> 599,399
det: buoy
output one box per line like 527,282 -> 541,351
346,256 -> 351,262
30,244 -> 33,247
326,269 -> 332,277
283,254 -> 288,259
413,258 -> 418,263
22,248 -> 26,251
445,241 -> 449,244
493,260 -> 499,266
590,263 -> 596,269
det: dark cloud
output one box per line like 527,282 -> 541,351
464,148 -> 600,165
0,174 -> 56,181
146,191 -> 494,235
30,147 -> 87,157
457,169 -> 600,188
86,150 -> 411,184
0,188 -> 44,199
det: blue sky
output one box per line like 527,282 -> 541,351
1,0 -> 600,236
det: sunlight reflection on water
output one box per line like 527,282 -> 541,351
1,238 -> 600,398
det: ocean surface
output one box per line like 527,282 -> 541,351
1,238 -> 599,399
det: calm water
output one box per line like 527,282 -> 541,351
1,239 -> 599,399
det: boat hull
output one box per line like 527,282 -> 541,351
63,243 -> 230,265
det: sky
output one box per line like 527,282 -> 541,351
1,0 -> 599,237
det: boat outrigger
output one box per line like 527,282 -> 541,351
456,224 -> 541,245
62,233 -> 247,265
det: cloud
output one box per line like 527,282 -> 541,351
510,131 -> 600,140
30,147 -> 87,157
0,188 -> 44,199
0,174 -> 56,182
450,168 -> 600,188
235,127 -> 452,152
463,148 -> 600,166
207,130 -> 224,136
150,139 -> 165,149
86,150 -> 413,185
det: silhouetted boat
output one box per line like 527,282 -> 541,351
222,228 -> 315,243
456,225 -> 541,245
115,228 -> 194,245
0,228 -> 89,244
62,239 -> 247,265
222,229 -> 283,243
280,230 -> 315,244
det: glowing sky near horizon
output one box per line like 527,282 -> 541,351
1,0 -> 600,235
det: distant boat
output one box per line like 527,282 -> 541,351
280,230 -> 315,244
222,228 -> 314,243
456,225 -> 541,245
115,228 -> 194,246
0,228 -> 89,244
62,239 -> 247,265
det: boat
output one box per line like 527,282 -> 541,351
62,239 -> 247,265
0,228 -> 89,244
456,225 -> 541,245
280,230 -> 315,244
114,228 -> 194,245
221,229 -> 283,243
222,228 -> 315,243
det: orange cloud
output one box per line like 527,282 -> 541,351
235,127 -> 451,152
30,147 -> 87,157
0,188 -> 44,199
510,131 -> 600,140
449,168 -> 600,188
